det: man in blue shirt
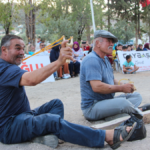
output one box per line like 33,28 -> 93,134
0,35 -> 137,149
123,55 -> 139,74
80,30 -> 146,121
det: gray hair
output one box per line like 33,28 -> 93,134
0,35 -> 23,55
93,37 -> 103,48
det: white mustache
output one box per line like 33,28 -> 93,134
108,46 -> 113,50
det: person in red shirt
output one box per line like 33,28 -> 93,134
82,41 -> 91,51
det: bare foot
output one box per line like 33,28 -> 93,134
105,126 -> 132,146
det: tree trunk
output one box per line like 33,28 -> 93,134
77,25 -> 85,42
86,25 -> 91,43
5,26 -> 10,35
135,2 -> 138,47
137,2 -> 141,39
25,0 -> 36,46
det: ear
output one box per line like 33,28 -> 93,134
96,40 -> 100,48
1,46 -> 8,55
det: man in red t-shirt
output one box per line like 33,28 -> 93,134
82,41 -> 91,51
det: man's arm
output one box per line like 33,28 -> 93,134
90,80 -> 134,94
20,41 -> 73,86
131,65 -> 139,73
123,65 -> 132,72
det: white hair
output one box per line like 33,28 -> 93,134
93,37 -> 103,48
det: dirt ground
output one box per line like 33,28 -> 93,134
1,71 -> 150,150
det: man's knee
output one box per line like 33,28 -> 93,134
132,92 -> 142,103
32,114 -> 61,136
52,99 -> 64,109
119,99 -> 133,112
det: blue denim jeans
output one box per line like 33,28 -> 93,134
0,99 -> 105,148
114,59 -> 119,71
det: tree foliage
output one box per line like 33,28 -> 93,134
110,19 -> 135,43
0,0 -> 18,34
0,0 -> 150,44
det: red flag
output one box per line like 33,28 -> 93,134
140,0 -> 150,7
147,0 -> 150,5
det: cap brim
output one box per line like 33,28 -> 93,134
100,35 -> 118,43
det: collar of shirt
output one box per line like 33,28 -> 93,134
92,50 -> 109,67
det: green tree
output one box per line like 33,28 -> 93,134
17,0 -> 41,45
110,19 -> 135,43
141,5 -> 150,42
39,0 -> 105,43
0,0 -> 17,34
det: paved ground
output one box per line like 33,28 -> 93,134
1,71 -> 150,150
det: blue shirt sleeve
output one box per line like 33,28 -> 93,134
0,65 -> 27,88
83,57 -> 102,82
123,61 -> 127,66
29,52 -> 34,55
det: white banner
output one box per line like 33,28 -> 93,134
19,56 -> 55,83
118,51 -> 150,72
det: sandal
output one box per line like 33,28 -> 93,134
110,122 -> 137,150
139,103 -> 150,112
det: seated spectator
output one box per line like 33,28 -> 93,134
106,54 -> 113,65
73,41 -> 84,63
127,45 -> 132,51
35,42 -> 49,56
122,46 -> 127,51
143,43 -> 150,51
117,44 -> 122,51
50,43 -> 70,79
26,44 -> 35,55
112,46 -> 119,71
123,55 -> 139,74
80,30 -> 144,122
136,44 -> 143,51
131,45 -> 135,51
69,41 -> 83,77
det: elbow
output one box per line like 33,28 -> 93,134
92,86 -> 99,93
27,79 -> 37,86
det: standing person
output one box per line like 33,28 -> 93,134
117,44 -> 123,51
131,45 -> 135,51
82,41 -> 91,51
122,46 -> 127,51
80,30 -> 148,122
123,55 -> 139,74
127,45 -> 132,51
37,36 -> 41,44
37,36 -> 41,49
35,42 -> 49,56
112,46 -> 119,71
143,43 -> 150,51
136,44 -> 143,51
26,44 -> 35,55
106,54 -> 113,65
0,34 -> 137,150
50,43 -> 70,79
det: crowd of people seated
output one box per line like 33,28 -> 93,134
105,42 -> 150,73
50,41 -> 87,80
137,43 -> 150,51
24,37 -> 149,77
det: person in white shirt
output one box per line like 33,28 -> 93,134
35,42 -> 49,56
72,41 -> 84,63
